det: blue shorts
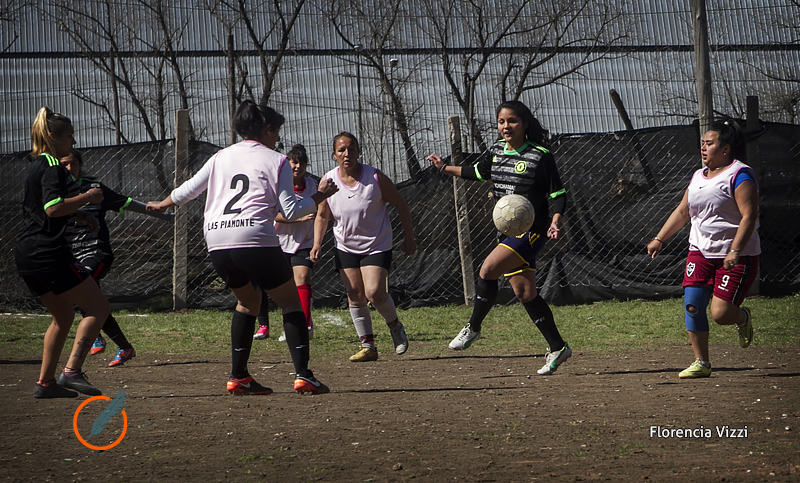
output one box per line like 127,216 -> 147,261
497,231 -> 547,277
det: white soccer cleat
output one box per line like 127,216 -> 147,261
449,324 -> 481,350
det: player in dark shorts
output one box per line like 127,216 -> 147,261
17,107 -> 111,398
427,100 -> 571,376
255,144 -> 318,342
147,100 -> 338,395
60,148 -> 173,367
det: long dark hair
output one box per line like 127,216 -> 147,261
707,119 -> 745,160
232,100 -> 285,140
496,100 -> 550,149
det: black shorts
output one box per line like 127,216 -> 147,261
21,262 -> 88,296
77,257 -> 113,281
210,246 -> 293,291
285,248 -> 315,269
334,249 -> 392,271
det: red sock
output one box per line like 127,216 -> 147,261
297,284 -> 312,328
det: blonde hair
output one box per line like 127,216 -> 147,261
31,107 -> 72,157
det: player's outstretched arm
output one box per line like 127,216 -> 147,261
378,171 -> 416,256
425,153 -> 463,178
127,200 -> 174,220
146,195 -> 176,213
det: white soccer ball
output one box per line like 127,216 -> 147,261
492,194 -> 535,237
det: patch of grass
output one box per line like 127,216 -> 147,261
1,294 -> 797,360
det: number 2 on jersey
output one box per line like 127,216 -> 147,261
224,174 -> 249,214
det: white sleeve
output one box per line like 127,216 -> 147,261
277,158 -> 316,220
170,156 -> 214,206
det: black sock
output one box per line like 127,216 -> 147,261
467,277 -> 498,333
231,310 -> 256,379
257,294 -> 270,327
283,311 -> 311,378
102,313 -> 132,350
522,295 -> 564,351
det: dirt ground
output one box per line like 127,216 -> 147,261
1,343 -> 798,482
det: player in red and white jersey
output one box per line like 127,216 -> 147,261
648,120 -> 760,379
148,101 -> 338,395
256,144 -> 319,342
312,131 -> 416,363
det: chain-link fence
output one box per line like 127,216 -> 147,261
1,121 -> 798,312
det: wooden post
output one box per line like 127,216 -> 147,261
746,95 -> 761,295
691,0 -> 714,138
173,109 -> 190,310
227,33 -> 236,146
448,115 -> 475,306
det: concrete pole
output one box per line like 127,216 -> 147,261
691,0 -> 714,138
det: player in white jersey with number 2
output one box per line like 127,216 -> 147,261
147,100 -> 338,395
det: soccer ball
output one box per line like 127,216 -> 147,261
492,194 -> 535,237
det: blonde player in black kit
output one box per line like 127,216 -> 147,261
147,101 -> 338,394
427,100 -> 572,375
17,108 -> 110,398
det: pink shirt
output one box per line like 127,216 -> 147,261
275,176 -> 318,253
687,159 -> 761,258
324,164 -> 393,255
170,140 -> 317,251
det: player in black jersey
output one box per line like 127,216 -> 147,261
427,100 -> 572,375
17,108 -> 111,398
60,148 -> 173,367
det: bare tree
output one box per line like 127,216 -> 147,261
45,0 -> 200,191
324,0 -> 423,179
48,0 -> 196,146
499,1 -> 629,101
418,0 -> 531,152
1,0 -> 33,52
205,0 -> 306,106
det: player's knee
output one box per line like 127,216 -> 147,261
684,286 -> 711,332
515,288 -> 537,304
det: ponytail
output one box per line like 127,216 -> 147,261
232,100 -> 285,140
31,107 -> 72,157
708,119 -> 745,160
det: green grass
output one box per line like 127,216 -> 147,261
1,294 -> 798,360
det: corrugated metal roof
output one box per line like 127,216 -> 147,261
1,0 -> 798,180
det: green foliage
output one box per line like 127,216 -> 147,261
1,295 -> 797,360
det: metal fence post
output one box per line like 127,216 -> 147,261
746,95 -> 761,295
173,109 -> 189,310
448,115 -> 475,306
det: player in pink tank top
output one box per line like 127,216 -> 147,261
312,131 -> 416,363
647,120 -> 760,379
255,144 -> 318,342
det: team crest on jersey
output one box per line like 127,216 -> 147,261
686,262 -> 695,277
514,161 -> 527,174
